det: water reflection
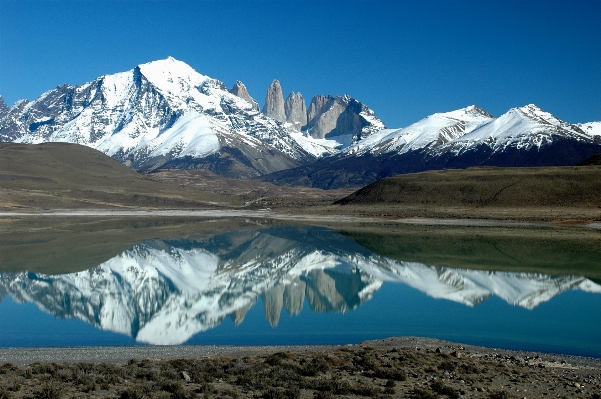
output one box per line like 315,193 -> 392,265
1,226 -> 599,345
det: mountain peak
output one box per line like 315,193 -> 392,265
516,103 -> 546,115
464,105 -> 494,118
512,104 -> 564,125
229,80 -> 259,111
137,58 -> 209,95
434,105 -> 494,121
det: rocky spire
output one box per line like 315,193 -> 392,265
229,81 -> 259,111
262,80 -> 286,123
284,91 -> 308,131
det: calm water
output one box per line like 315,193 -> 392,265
1,225 -> 600,357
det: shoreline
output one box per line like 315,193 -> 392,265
1,209 -> 600,230
2,337 -> 599,367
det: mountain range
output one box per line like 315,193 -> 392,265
1,227 -> 599,345
1,57 -> 599,187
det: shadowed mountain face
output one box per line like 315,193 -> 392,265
1,226 -> 599,345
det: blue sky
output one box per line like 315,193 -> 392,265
1,0 -> 599,128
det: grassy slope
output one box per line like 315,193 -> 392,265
0,142 -> 237,210
336,166 -> 601,207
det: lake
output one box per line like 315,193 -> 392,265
1,219 -> 600,357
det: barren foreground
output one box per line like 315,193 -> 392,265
1,338 -> 600,399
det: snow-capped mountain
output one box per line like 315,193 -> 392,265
343,105 -> 494,157
2,58 -> 599,185
434,104 -> 598,160
1,227 -> 598,344
262,104 -> 601,189
0,58 -> 316,177
0,58 -> 387,176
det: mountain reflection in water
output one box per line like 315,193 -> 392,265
1,227 -> 599,345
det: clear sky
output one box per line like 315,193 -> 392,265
1,0 -> 599,128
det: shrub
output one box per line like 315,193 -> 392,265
313,391 -> 332,399
0,389 -> 10,399
410,388 -> 438,399
34,381 -> 65,399
300,357 -> 329,376
437,361 -> 456,373
430,381 -> 459,399
351,383 -> 379,397
155,380 -> 186,399
265,353 -> 289,366
459,363 -> 480,374
332,379 -> 351,395
261,387 -> 299,399
487,391 -> 509,399
373,367 -> 406,381
120,385 -> 151,399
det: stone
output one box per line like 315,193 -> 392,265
229,81 -> 259,111
181,371 -> 191,382
262,80 -> 285,123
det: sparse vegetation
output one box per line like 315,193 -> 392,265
0,340 -> 599,399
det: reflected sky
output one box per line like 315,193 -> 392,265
1,226 -> 600,356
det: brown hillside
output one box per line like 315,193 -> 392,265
335,166 -> 601,208
0,142 -> 234,209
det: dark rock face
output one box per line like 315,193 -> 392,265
229,80 -> 259,111
262,80 -> 286,123
284,91 -> 307,131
